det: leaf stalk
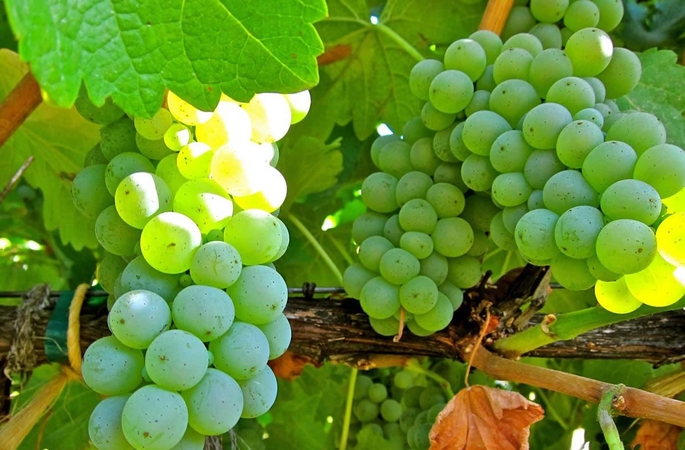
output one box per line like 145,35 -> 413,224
493,297 -> 685,358
339,368 -> 358,450
374,24 -> 424,63
597,385 -> 627,450
285,212 -> 344,284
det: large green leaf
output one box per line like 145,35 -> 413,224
526,363 -> 581,450
11,364 -> 101,450
0,188 -> 98,292
620,49 -> 685,148
353,426 -> 402,449
4,0 -> 326,117
266,363 -> 349,450
0,49 -> 100,250
542,289 -> 596,314
0,248 -> 64,295
0,0 -> 17,51
278,136 -> 344,213
292,124 -> 373,211
293,0 -> 485,141
621,0 -> 685,51
583,359 -> 658,388
279,210 -> 352,287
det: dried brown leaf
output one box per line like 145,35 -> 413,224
631,419 -> 681,450
430,385 -> 545,450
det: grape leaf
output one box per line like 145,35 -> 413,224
18,381 -> 99,450
620,49 -> 685,148
0,246 -> 64,294
296,124 -> 373,211
0,49 -> 100,250
276,127 -> 368,287
294,0 -> 485,141
429,385 -> 545,450
631,419 -> 682,450
621,0 -> 685,51
266,363 -> 349,450
10,364 -> 100,450
582,359 -> 658,388
4,0 -> 326,117
278,210 -> 351,287
0,0 -> 17,51
542,289 -> 596,314
278,136 -> 344,213
527,419 -> 574,450
522,361 -> 584,450
353,425 -> 402,449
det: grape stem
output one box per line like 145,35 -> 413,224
284,212 -> 344,284
466,346 -> 685,428
493,297 -> 685,358
597,385 -> 627,450
322,17 -> 423,63
328,234 -> 355,266
393,307 -> 405,343
0,156 -> 35,203
405,359 -> 455,398
465,306 -> 491,388
534,388 -> 572,431
339,367 -> 358,450
0,72 -> 43,149
374,24 -> 424,63
478,0 -> 515,35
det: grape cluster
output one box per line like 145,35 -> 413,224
72,87 -> 310,449
346,0 -> 685,329
348,362 -> 461,450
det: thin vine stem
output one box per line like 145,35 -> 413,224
535,389 -> 569,431
465,307 -> 491,388
481,247 -> 504,263
339,368 -> 358,450
598,386 -> 626,450
322,16 -> 423,62
0,156 -> 35,203
328,234 -> 354,266
405,360 -> 455,398
374,24 -> 424,62
285,212 -> 344,284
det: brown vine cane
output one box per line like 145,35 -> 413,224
0,283 -> 89,450
0,71 -> 42,149
478,0 -> 515,34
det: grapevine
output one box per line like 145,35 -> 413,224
2,0 -> 685,449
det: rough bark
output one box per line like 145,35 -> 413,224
0,289 -> 684,370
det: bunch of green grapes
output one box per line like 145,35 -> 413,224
346,0 -> 685,326
346,360 -> 466,450
72,86 -> 310,450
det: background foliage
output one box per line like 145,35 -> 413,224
2,0 -> 685,448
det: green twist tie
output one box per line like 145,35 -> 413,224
44,291 -> 73,364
